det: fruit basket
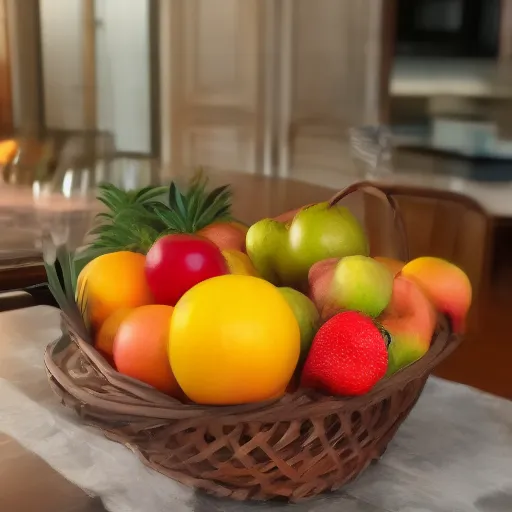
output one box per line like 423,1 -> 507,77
43,177 -> 468,502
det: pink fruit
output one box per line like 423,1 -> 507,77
401,256 -> 472,333
308,258 -> 338,320
379,275 -> 437,374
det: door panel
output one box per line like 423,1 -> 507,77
168,0 -> 266,175
183,0 -> 258,109
183,126 -> 255,172
279,0 -> 386,182
162,0 -> 392,181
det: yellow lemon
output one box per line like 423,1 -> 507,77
222,249 -> 259,277
169,275 -> 300,405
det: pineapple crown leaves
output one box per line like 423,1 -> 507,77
95,182 -> 168,219
87,182 -> 169,254
88,202 -> 164,254
149,169 -> 233,234
85,170 -> 234,255
41,234 -> 90,340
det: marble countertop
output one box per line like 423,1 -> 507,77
0,306 -> 511,512
391,58 -> 509,99
291,168 -> 512,220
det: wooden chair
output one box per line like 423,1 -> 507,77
0,251 -> 56,312
361,184 -> 506,397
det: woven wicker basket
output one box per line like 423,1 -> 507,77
43,183 -> 462,502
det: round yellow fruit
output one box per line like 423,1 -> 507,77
76,251 -> 154,331
169,274 -> 300,405
222,249 -> 259,277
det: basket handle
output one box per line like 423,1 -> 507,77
328,181 -> 410,262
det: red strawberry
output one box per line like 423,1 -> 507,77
301,311 -> 388,396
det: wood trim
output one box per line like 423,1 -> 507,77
0,0 -> 12,133
148,0 -> 161,159
276,0 -> 293,178
5,0 -> 44,135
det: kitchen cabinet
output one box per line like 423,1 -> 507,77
161,0 -> 392,179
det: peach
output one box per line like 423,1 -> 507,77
114,305 -> 180,396
308,258 -> 339,320
197,221 -> 248,252
379,275 -> 437,375
401,256 -> 472,333
374,256 -> 405,277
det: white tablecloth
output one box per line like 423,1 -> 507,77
0,306 -> 511,512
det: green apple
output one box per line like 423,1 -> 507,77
331,255 -> 393,317
278,287 -> 320,361
246,202 -> 369,289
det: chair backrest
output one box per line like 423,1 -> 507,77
363,184 -> 492,302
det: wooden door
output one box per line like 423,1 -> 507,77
164,0 -> 273,176
161,0 -> 394,180
0,0 -> 12,133
278,0 -> 394,184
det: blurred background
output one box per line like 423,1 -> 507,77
0,0 -> 512,398
1,0 -> 512,185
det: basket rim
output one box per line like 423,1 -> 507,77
44,315 -> 460,425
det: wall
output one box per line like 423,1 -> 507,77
95,0 -> 151,153
39,0 -> 151,153
40,0 -> 84,131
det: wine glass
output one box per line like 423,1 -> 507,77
349,125 -> 394,179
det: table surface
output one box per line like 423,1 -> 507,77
0,306 -> 511,512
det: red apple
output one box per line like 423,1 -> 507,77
145,234 -> 228,306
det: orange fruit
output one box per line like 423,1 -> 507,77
76,251 -> 154,331
113,305 -> 180,396
169,275 -> 300,405
197,222 -> 248,252
94,308 -> 133,358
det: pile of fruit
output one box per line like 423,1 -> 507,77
60,174 -> 471,405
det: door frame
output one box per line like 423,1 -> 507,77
0,0 -> 13,133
